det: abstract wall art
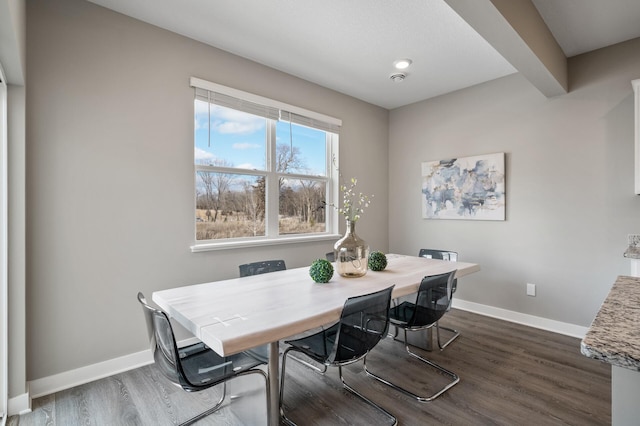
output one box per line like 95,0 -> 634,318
421,152 -> 505,220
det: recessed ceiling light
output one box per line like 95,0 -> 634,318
394,59 -> 412,70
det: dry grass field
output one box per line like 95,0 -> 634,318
196,209 -> 325,240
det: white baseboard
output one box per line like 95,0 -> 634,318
7,389 -> 30,417
452,299 -> 589,339
28,349 -> 153,401
16,306 -> 586,410
25,336 -> 201,404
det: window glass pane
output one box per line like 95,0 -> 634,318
278,178 -> 327,235
276,121 -> 327,176
196,172 -> 266,240
195,99 -> 266,170
192,80 -> 340,246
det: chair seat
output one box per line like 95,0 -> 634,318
390,302 -> 430,326
390,301 -> 447,328
286,320 -> 390,366
178,342 -> 265,389
285,324 -> 339,363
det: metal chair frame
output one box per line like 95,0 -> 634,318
365,272 -> 459,402
418,248 -> 460,349
279,286 -> 397,426
138,293 -> 269,426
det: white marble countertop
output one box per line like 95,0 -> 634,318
581,275 -> 640,370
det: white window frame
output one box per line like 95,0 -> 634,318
190,77 -> 340,252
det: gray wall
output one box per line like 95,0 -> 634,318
389,37 -> 640,327
23,0 -> 640,387
26,0 -> 388,380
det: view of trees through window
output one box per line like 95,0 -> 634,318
194,91 -> 332,241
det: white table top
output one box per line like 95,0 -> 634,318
152,253 -> 480,356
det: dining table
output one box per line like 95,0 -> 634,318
152,253 -> 480,425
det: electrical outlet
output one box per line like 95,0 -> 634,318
527,283 -> 536,297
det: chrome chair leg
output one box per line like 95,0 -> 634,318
338,366 -> 398,426
180,368 -> 268,426
364,329 -> 459,403
436,322 -> 460,350
280,347 -> 397,426
179,382 -> 226,426
279,346 -> 298,426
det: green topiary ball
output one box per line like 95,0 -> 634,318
368,251 -> 388,271
309,258 -> 334,283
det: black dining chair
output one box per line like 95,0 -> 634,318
418,249 -> 458,293
364,271 -> 459,402
238,259 -> 286,277
280,286 -> 397,426
137,293 -> 269,426
418,248 -> 460,349
239,258 -> 328,375
237,260 -> 289,362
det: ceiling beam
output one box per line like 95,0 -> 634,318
445,0 -> 567,98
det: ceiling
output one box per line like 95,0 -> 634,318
87,0 -> 640,110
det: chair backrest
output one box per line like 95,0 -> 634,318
239,259 -> 287,277
418,249 -> 458,262
329,286 -> 394,364
137,292 -> 184,387
419,249 -> 458,293
408,271 -> 456,328
325,252 -> 335,262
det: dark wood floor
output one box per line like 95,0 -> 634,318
8,309 -> 610,425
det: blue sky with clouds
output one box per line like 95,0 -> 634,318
195,100 -> 327,175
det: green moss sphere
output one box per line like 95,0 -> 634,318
368,251 -> 388,271
309,259 -> 334,283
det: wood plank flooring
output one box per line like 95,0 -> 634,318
8,309 -> 610,425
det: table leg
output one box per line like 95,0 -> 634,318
268,341 -> 280,426
396,326 -> 434,351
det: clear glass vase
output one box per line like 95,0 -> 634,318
334,219 -> 369,277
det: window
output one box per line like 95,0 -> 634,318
191,78 -> 340,250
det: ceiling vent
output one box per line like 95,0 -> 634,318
390,73 -> 406,83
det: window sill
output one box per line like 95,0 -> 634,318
191,233 -> 341,252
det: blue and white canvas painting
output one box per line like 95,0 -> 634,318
421,152 -> 505,220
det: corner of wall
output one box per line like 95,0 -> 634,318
7,386 -> 30,416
